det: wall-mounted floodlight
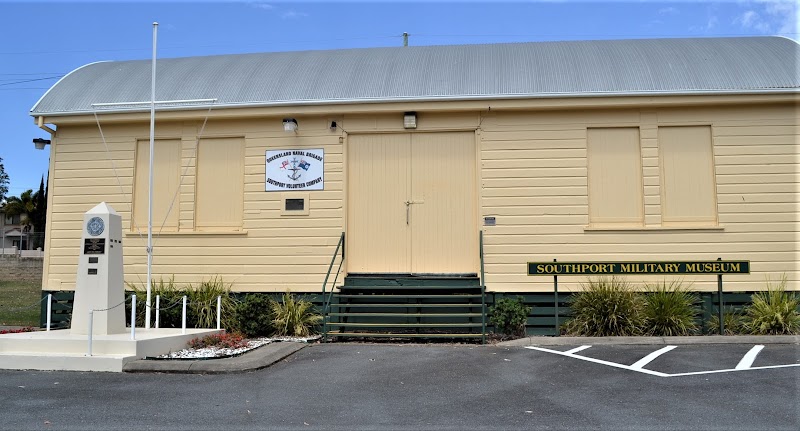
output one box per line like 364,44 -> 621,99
403,112 -> 417,129
33,138 -> 51,150
283,118 -> 298,133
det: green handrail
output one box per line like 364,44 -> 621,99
479,230 -> 486,345
321,232 -> 345,341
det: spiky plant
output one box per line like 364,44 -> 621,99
643,280 -> 700,336
187,277 -> 237,330
269,290 -> 322,337
741,275 -> 800,335
563,276 -> 645,336
707,306 -> 744,335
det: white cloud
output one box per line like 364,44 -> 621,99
734,1 -> 798,35
707,15 -> 719,30
735,10 -> 759,27
247,2 -> 274,11
282,10 -> 309,19
658,6 -> 679,15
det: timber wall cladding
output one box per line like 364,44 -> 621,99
46,118 -> 344,292
43,105 -> 797,293
479,104 -> 799,293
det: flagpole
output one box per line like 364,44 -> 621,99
145,22 -> 158,330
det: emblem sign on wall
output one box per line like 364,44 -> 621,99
265,149 -> 324,191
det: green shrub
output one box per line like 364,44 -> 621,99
489,296 -> 531,337
707,306 -> 744,335
564,276 -> 645,336
643,280 -> 699,336
233,293 -> 274,337
269,290 -> 321,337
741,275 -> 800,335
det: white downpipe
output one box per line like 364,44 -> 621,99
216,296 -> 221,330
131,294 -> 137,340
145,22 -> 158,330
181,295 -> 187,335
87,310 -> 93,356
155,295 -> 160,329
46,294 -> 52,331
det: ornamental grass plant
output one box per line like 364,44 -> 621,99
187,277 -> 237,330
563,276 -> 645,336
126,276 -> 236,330
269,290 -> 322,337
706,306 -> 744,335
642,280 -> 700,336
741,275 -> 800,335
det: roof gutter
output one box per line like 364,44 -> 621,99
29,88 -> 799,118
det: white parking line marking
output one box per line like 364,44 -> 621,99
669,363 -> 800,377
565,345 -> 592,354
525,345 -> 800,378
735,345 -> 764,370
630,346 -> 677,370
525,346 -> 668,377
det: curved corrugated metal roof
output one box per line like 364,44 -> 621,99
31,36 -> 800,116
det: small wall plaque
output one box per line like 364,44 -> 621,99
484,216 -> 496,226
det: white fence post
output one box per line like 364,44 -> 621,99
86,310 -> 93,357
181,295 -> 187,335
130,294 -> 136,340
46,294 -> 52,331
216,295 -> 221,330
155,295 -> 160,329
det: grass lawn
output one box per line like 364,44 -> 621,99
0,281 -> 42,327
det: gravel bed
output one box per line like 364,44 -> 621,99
155,335 -> 321,359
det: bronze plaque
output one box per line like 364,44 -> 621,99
83,238 -> 105,255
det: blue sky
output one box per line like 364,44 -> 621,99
1,0 -> 797,199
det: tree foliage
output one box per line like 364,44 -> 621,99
0,157 -> 9,203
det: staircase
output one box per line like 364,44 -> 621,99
324,275 -> 485,342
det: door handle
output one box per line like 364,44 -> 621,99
405,200 -> 424,225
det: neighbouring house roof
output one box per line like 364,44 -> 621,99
31,36 -> 800,116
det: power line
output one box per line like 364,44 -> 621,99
0,76 -> 62,87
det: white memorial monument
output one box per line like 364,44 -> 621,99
70,202 -> 126,335
0,202 -> 222,372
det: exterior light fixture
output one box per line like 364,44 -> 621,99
33,138 -> 51,150
403,112 -> 417,129
330,121 -> 337,131
283,118 -> 298,133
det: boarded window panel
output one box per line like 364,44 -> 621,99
587,128 -> 643,225
133,139 -> 181,231
196,137 -> 244,230
659,126 -> 717,225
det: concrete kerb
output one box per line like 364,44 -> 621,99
123,341 -> 308,374
497,335 -> 800,347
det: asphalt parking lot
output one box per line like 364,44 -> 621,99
1,343 -> 798,430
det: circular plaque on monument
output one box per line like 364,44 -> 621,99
87,217 -> 105,236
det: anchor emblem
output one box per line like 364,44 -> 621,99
284,157 -> 311,181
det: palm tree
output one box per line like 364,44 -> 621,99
3,189 -> 35,227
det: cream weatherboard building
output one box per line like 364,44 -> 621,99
30,37 -> 799,334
